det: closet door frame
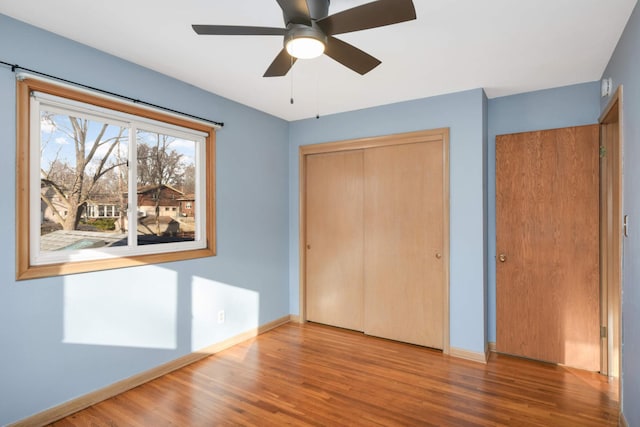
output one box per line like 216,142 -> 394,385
298,128 -> 451,354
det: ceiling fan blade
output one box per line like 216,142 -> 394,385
264,49 -> 297,77
324,36 -> 381,75
192,25 -> 286,36
276,0 -> 312,25
317,0 -> 416,36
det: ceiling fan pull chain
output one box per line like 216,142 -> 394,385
290,62 -> 295,104
315,70 -> 320,119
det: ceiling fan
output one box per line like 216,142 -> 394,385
192,0 -> 416,77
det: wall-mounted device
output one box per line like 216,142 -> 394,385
601,77 -> 613,97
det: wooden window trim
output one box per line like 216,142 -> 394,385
16,78 -> 216,280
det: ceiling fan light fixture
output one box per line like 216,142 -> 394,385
284,24 -> 327,60
286,36 -> 325,59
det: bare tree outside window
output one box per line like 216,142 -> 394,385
40,112 -> 128,250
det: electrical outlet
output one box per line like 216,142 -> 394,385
217,310 -> 225,324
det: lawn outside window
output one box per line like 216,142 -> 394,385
16,77 -> 216,280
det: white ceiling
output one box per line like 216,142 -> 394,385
0,0 -> 636,121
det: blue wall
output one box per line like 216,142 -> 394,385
288,89 -> 488,354
0,14 -> 290,425
486,82 -> 601,342
601,2 -> 640,425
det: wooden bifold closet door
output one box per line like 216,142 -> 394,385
304,131 -> 448,350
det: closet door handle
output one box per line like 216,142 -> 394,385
435,252 -> 442,259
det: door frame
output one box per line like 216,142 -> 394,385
298,128 -> 451,354
599,85 -> 623,380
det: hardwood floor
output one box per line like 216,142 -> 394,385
51,322 -> 619,426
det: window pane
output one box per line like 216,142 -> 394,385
39,111 -> 129,252
136,130 -> 197,246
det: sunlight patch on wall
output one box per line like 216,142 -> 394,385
63,267 -> 178,349
191,276 -> 259,352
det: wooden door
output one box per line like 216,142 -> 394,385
496,125 -> 600,371
364,141 -> 445,349
305,150 -> 364,331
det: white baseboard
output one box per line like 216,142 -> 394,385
9,315 -> 292,427
450,346 -> 489,364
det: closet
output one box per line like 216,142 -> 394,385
300,129 -> 449,350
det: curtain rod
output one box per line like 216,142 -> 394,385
0,60 -> 224,128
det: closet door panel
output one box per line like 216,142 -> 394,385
363,141 -> 444,348
305,150 -> 364,331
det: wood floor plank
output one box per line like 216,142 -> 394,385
50,323 -> 619,426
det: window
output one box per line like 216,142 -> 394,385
16,78 -> 216,279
